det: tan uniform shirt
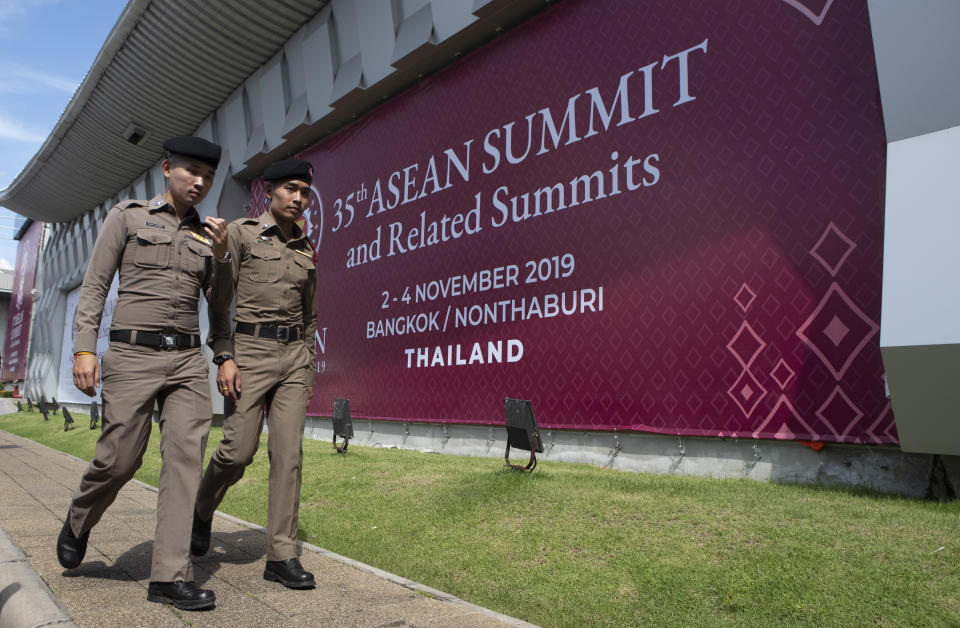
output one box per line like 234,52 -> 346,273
73,194 -> 232,354
213,211 -> 317,363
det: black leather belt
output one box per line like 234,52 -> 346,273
235,322 -> 304,343
109,329 -> 201,350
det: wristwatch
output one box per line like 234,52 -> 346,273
213,354 -> 234,366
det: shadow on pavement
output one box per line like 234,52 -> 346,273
60,528 -> 270,585
188,528 -> 268,585
0,582 -> 23,613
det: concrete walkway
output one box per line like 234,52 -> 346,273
0,428 -> 531,627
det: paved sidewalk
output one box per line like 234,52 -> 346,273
0,429 -> 531,627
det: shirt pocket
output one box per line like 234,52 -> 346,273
134,229 -> 173,268
291,251 -> 315,273
248,246 -> 282,283
184,238 -> 213,274
289,252 -> 315,290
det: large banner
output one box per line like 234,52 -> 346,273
56,275 -> 119,404
2,220 -> 43,382
252,0 -> 893,444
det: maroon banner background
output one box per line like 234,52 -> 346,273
251,0 -> 894,444
2,220 -> 42,382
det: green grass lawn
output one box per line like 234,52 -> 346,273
2,411 -> 958,626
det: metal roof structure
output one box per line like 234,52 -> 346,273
0,0 -> 328,223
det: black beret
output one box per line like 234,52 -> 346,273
163,136 -> 222,168
263,159 -> 313,184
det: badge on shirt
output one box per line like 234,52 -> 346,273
187,231 -> 212,246
145,221 -> 166,230
257,235 -> 273,243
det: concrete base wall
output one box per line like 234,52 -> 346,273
46,403 -> 957,499
304,418 -> 957,499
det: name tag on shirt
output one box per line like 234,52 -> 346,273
145,222 -> 166,229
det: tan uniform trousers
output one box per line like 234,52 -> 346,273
196,334 -> 311,561
69,343 -> 212,582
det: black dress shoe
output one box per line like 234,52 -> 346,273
56,515 -> 89,569
190,509 -> 212,557
147,581 -> 215,610
263,558 -> 316,589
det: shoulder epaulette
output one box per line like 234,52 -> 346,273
113,199 -> 147,211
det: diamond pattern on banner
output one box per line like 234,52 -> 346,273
810,221 -> 856,276
823,315 -> 850,347
816,386 -> 864,440
753,395 -> 819,441
727,321 -> 766,370
796,283 -> 879,380
780,0 -> 835,26
728,368 -> 767,418
734,283 -> 757,312
248,179 -> 267,217
770,358 -> 796,390
774,422 -> 796,440
864,401 -> 898,445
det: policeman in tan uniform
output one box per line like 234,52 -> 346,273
58,136 -> 231,611
192,159 -> 318,589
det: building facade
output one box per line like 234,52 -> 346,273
1,0 -> 957,495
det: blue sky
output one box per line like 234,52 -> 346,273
0,0 -> 127,269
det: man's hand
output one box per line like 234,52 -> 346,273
73,354 -> 100,397
217,359 -> 242,401
203,216 -> 228,259
306,385 -> 314,408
